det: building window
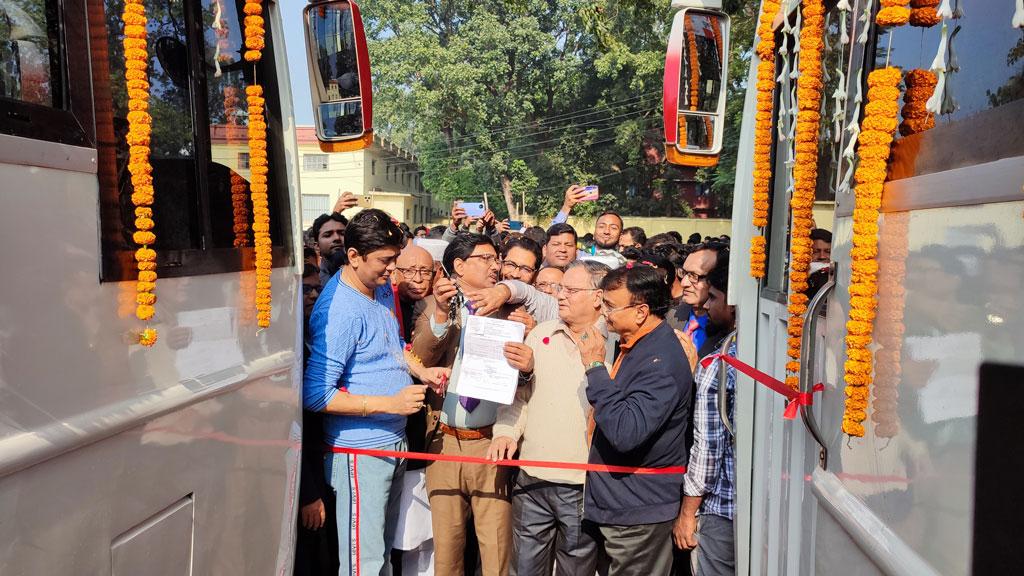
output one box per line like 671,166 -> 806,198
371,159 -> 376,175
303,154 -> 329,171
237,152 -> 250,169
302,194 -> 331,225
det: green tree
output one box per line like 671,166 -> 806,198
362,0 -> 757,220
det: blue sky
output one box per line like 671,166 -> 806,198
281,6 -> 314,126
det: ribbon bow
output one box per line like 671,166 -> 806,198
700,353 -> 825,420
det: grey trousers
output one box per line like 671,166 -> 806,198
692,514 -> 735,576
585,518 -> 674,576
510,471 -> 597,576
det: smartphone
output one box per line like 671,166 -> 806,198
508,220 -> 524,232
457,201 -> 486,218
358,193 -> 373,208
579,185 -> 599,202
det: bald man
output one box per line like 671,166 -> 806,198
394,244 -> 435,343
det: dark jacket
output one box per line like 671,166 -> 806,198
584,321 -> 693,526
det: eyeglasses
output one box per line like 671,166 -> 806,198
602,302 -> 642,316
501,260 -> 537,275
465,254 -> 499,265
536,282 -> 561,293
396,267 -> 433,280
678,269 -> 709,284
554,285 -> 599,297
302,284 -> 320,295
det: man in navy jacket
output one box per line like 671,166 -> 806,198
574,263 -> 693,574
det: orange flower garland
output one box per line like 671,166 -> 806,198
909,0 -> 941,27
749,0 -> 781,279
243,1 -> 264,62
231,172 -> 250,247
841,66 -> 901,437
899,69 -> 936,136
783,0 -> 826,389
122,0 -> 158,346
876,0 -> 912,27
873,212 -> 909,438
684,18 -> 700,112
248,85 -> 272,328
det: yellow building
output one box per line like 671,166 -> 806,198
294,127 -> 446,228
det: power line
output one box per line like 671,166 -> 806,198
385,108 -> 659,167
430,101 -> 660,155
444,90 -> 661,141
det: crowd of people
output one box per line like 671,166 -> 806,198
296,187 -> 832,576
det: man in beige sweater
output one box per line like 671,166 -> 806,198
487,260 -> 615,575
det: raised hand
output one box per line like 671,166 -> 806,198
333,191 -> 359,213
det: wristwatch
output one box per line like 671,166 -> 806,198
588,361 -> 605,371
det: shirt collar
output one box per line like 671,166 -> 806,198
618,319 -> 662,351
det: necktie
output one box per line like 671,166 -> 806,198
460,395 -> 480,412
459,301 -> 480,412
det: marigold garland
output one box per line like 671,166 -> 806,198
783,0 -> 826,390
873,212 -> 909,438
243,1 -> 264,62
909,0 -> 941,27
749,0 -> 781,279
122,0 -> 158,346
247,83 -> 272,328
899,69 -> 937,136
841,67 -> 901,437
876,0 -> 912,27
231,172 -> 250,247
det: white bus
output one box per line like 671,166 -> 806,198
717,1 -> 1024,574
0,0 -> 315,572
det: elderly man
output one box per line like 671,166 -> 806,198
669,242 -> 729,354
487,261 -> 613,576
394,244 -> 435,343
574,265 -> 693,575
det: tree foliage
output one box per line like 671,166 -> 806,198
361,0 -> 757,220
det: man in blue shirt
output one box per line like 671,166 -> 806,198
304,209 -> 449,575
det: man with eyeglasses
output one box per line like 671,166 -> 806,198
487,260 -> 613,575
668,242 -> 729,355
574,264 -> 693,575
393,244 -> 435,343
410,233 -> 534,575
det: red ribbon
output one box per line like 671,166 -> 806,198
328,446 -> 686,476
700,353 -> 824,420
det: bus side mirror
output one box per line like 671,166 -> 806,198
303,1 -> 373,151
663,8 -> 730,167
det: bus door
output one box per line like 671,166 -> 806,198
743,3 -> 1024,576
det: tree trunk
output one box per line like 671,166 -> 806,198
500,174 -> 518,220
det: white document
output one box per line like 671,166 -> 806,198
453,315 -> 525,405
413,238 -> 449,262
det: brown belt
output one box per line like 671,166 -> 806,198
439,423 -> 493,441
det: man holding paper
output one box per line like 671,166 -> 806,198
410,233 -> 534,575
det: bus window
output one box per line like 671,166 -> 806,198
877,10 -> 1024,179
0,0 -> 61,107
0,0 -> 90,147
96,0 -> 293,281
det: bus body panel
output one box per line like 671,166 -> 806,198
0,2 -> 304,573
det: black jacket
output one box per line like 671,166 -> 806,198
584,321 -> 694,526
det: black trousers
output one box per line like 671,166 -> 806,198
510,471 -> 598,576
585,518 -> 674,576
